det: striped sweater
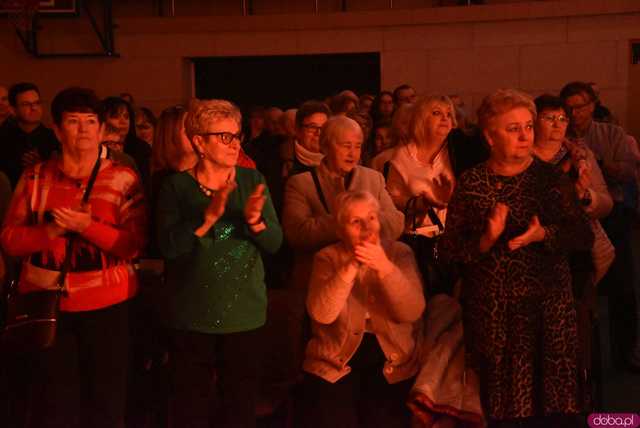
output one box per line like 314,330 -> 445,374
1,157 -> 146,312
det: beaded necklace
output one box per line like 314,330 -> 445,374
194,168 -> 217,197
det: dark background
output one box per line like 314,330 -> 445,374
193,52 -> 381,111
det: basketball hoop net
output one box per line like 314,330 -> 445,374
1,0 -> 40,32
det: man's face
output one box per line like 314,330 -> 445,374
14,90 -> 42,125
296,112 -> 328,153
0,86 -> 10,119
565,92 -> 594,131
395,88 -> 416,107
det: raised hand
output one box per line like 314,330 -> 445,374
354,241 -> 394,277
203,181 -> 237,224
574,160 -> 591,197
22,149 -> 42,168
244,184 -> 266,225
480,203 -> 508,252
422,174 -> 454,208
487,203 -> 508,241
507,215 -> 546,251
336,248 -> 360,284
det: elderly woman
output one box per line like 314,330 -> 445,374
283,115 -> 404,292
532,94 -> 613,411
1,87 -> 146,427
299,190 -> 424,428
156,99 -> 282,428
439,89 -> 594,427
533,94 -> 613,283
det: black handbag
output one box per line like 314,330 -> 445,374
0,150 -> 102,353
1,281 -> 62,353
401,196 -> 455,297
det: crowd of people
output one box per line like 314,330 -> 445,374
0,79 -> 638,428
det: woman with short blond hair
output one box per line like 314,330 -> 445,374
439,89 -> 594,427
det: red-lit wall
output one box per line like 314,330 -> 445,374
1,0 -> 639,130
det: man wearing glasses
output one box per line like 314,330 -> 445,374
561,81 -> 640,372
0,82 -> 59,188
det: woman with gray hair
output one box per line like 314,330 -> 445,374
156,99 -> 283,428
283,115 -> 404,292
439,89 -> 594,427
299,190 -> 424,428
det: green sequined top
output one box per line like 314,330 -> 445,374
156,167 -> 283,334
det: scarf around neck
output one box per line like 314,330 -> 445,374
295,140 -> 324,167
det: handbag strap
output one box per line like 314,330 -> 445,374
404,196 -> 419,232
426,207 -> 444,233
310,167 -> 330,215
404,196 -> 445,234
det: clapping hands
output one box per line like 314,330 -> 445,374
480,203 -> 545,252
422,174 -> 454,209
507,215 -> 546,251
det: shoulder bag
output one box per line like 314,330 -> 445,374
1,153 -> 101,353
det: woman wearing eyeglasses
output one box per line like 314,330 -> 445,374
532,95 -> 613,279
533,94 -> 613,413
155,99 -> 283,428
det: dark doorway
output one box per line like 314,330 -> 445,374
193,52 -> 380,111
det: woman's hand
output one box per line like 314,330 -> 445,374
195,181 -> 237,237
52,206 -> 92,233
336,249 -> 359,284
574,161 -> 591,197
354,242 -> 394,277
479,203 -> 508,252
244,184 -> 266,225
507,215 -> 546,251
422,174 -> 453,209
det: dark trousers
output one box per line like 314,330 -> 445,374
296,333 -> 413,428
168,327 -> 263,428
601,202 -> 637,367
27,300 -> 131,428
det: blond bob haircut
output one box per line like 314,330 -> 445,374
335,190 -> 380,229
408,95 -> 457,145
319,115 -> 363,155
185,98 -> 242,140
477,89 -> 536,131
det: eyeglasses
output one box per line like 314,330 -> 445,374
302,124 -> 323,134
18,100 -> 42,109
199,131 -> 243,145
540,114 -> 569,125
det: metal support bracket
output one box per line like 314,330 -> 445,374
15,0 -> 119,59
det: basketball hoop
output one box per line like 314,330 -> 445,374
1,0 -> 40,32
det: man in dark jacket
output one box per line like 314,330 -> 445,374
0,82 -> 60,188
